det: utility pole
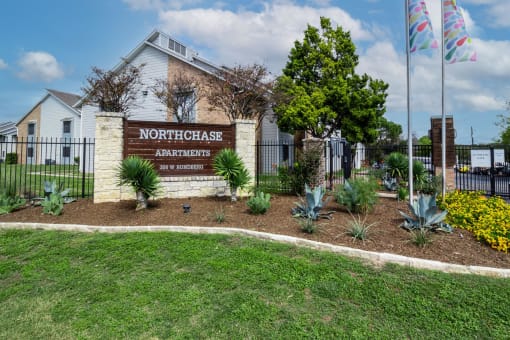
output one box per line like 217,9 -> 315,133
471,126 -> 474,145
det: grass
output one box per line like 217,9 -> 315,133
1,230 -> 509,339
0,163 -> 93,198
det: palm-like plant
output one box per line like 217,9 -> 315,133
117,156 -> 161,210
213,148 -> 250,202
385,152 -> 408,181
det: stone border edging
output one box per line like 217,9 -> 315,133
1,222 -> 509,278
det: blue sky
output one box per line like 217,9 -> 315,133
1,0 -> 509,144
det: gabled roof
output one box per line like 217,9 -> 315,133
75,29 -> 224,108
0,121 -> 17,136
47,89 -> 81,107
16,89 -> 81,126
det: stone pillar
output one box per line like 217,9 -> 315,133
94,112 -> 124,203
303,137 -> 325,189
234,119 -> 256,193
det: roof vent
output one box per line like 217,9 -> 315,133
168,38 -> 186,57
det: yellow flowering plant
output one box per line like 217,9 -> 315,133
439,191 -> 510,253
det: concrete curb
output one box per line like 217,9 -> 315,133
1,222 -> 509,278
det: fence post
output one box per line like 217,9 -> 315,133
490,147 -> 496,196
81,138 -> 87,198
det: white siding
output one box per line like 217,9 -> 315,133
40,96 -> 80,138
80,104 -> 98,140
36,96 -> 80,165
128,45 -> 168,121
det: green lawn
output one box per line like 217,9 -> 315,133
1,230 -> 509,339
0,164 -> 93,198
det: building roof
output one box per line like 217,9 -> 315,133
0,121 -> 17,136
47,89 -> 81,107
75,29 -> 224,107
16,89 -> 81,126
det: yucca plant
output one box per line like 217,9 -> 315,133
385,152 -> 408,182
213,148 -> 250,202
117,156 -> 161,210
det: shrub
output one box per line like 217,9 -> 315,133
213,148 -> 250,202
5,153 -> 17,165
415,175 -> 442,196
410,228 -> 433,248
292,184 -> 333,220
117,156 -> 161,210
299,217 -> 317,234
335,177 -> 379,214
41,193 -> 64,216
0,185 -> 26,215
247,191 -> 271,215
440,191 -> 510,252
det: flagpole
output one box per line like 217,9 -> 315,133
405,0 -> 414,203
441,0 -> 447,197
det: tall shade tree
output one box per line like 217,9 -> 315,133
151,71 -> 203,123
273,17 -> 389,143
82,62 -> 144,114
206,63 -> 272,124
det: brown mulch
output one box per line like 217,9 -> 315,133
1,195 -> 509,269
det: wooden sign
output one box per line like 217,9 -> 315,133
124,120 -> 235,176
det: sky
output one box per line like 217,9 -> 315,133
0,0 -> 509,144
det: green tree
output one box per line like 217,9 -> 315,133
273,17 -> 388,144
417,135 -> 431,145
375,117 -> 402,145
496,101 -> 510,144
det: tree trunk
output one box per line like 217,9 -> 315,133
136,191 -> 148,210
230,186 -> 238,202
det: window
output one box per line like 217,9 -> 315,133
27,147 -> 34,158
62,146 -> 71,158
0,135 -> 5,142
28,123 -> 35,136
63,121 -> 71,134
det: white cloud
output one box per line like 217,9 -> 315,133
123,0 -> 203,10
0,58 -> 7,69
158,2 -> 373,73
17,51 -> 65,82
462,0 -> 510,28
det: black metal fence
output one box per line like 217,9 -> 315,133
455,144 -> 510,197
0,137 -> 95,199
255,139 -> 350,193
255,141 -> 434,193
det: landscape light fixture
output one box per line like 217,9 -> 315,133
183,203 -> 191,213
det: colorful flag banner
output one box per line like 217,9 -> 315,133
443,0 -> 477,63
409,0 -> 438,52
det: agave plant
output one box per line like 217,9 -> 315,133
399,194 -> 452,233
292,184 -> 334,220
117,156 -> 161,210
43,180 -> 76,204
213,148 -> 250,202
